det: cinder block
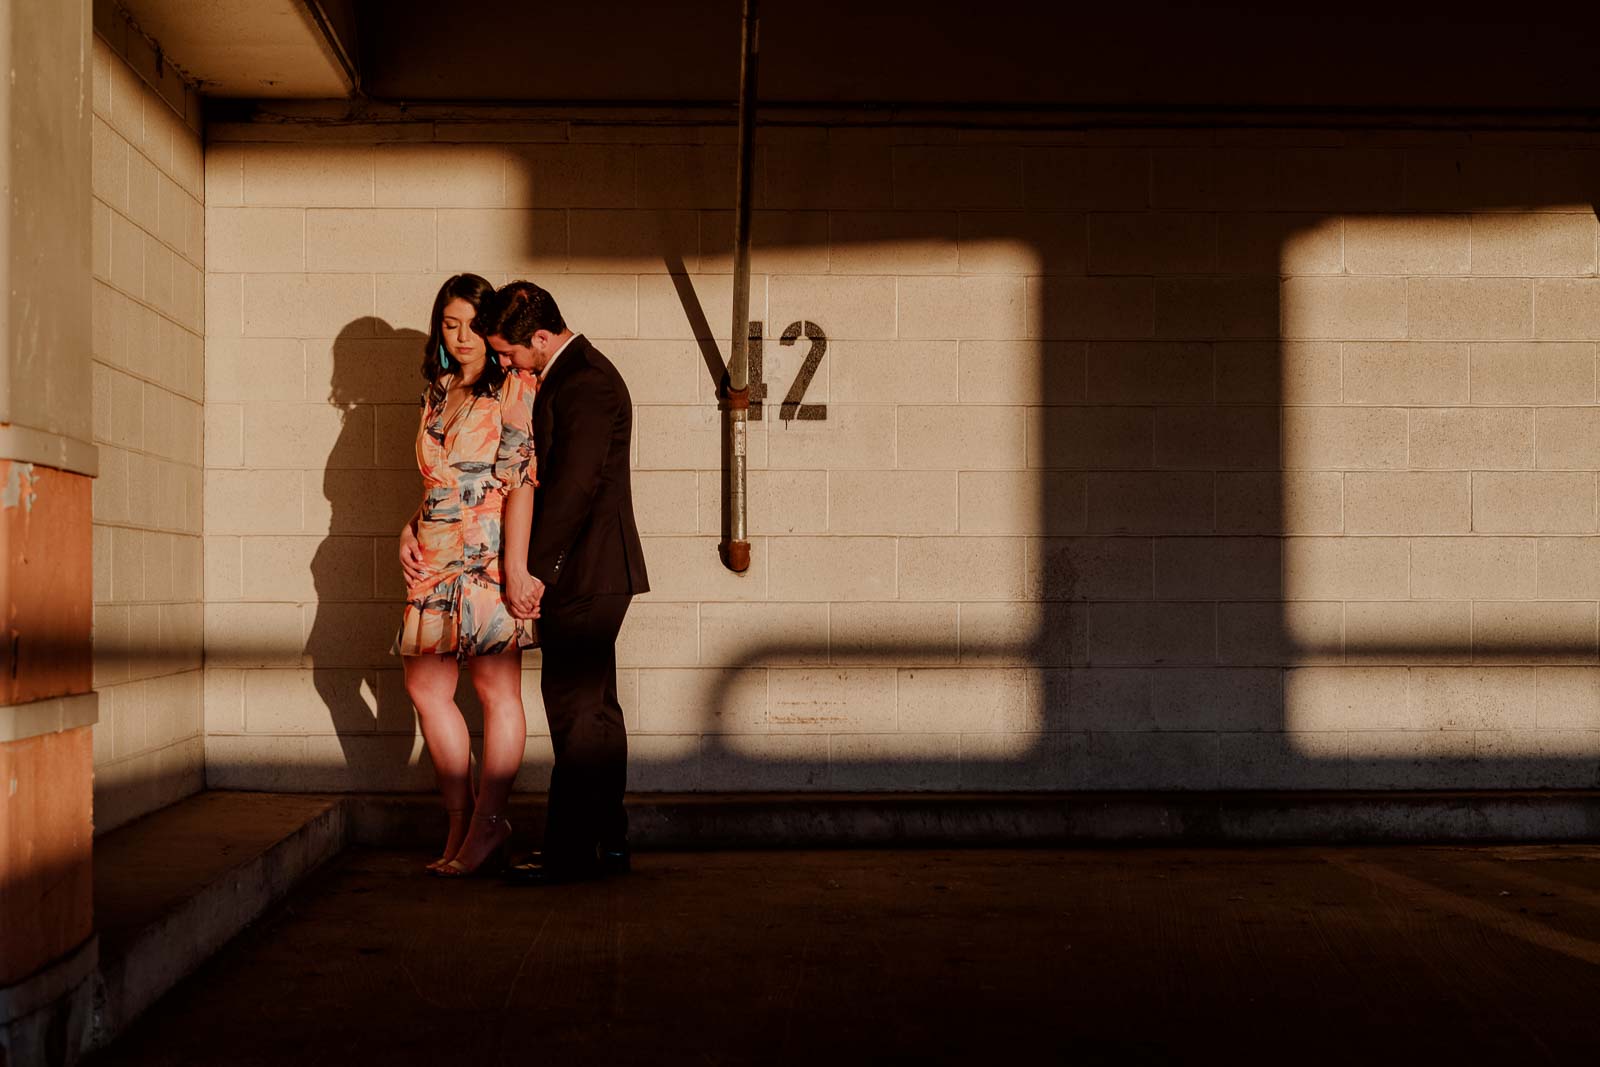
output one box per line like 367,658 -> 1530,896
1028,277 -> 1154,340
898,536 -> 1024,601
1088,602 -> 1215,666
436,208 -> 567,274
1535,408 -> 1600,470
207,338 -> 310,405
896,405 -> 1024,470
634,536 -> 768,601
1027,407 -> 1153,469
1283,537 -> 1409,599
1534,667 -> 1600,729
829,602 -> 958,665
242,273 -> 374,338
829,470 -> 958,535
1534,280 -> 1600,340
242,144 -> 375,207
1473,601 -> 1598,665
1087,342 -> 1212,403
241,668 -> 370,734
1472,472 -> 1596,533
1280,277 -> 1407,340
630,470 -> 698,535
1402,147 -> 1531,212
1024,536 -> 1152,602
637,145 -> 740,209
1023,147 -> 1149,210
569,209 -> 699,273
1154,406 -> 1279,471
897,668 -> 1028,732
305,209 -> 435,272
109,211 -> 144,298
1088,213 -> 1216,275
1470,342 -> 1595,405
1040,668 -> 1152,732
204,469 -> 302,534
1409,408 -> 1532,470
637,668 -> 766,733
636,273 -> 762,342
1283,667 -> 1410,731
634,404 -> 767,471
1154,277 -> 1279,340
1219,732 -> 1351,790
767,536 -> 894,601
241,402 -> 372,470
1344,214 -> 1470,275
627,733 -> 700,791
204,602 -> 303,667
768,669 -> 896,733
892,146 -> 1021,209
958,733 -> 1072,791
1410,667 -> 1538,731
372,144 -> 505,207
763,144 -> 893,210
958,470 -> 1086,535
1471,213 -> 1596,276
1412,537 -> 1536,600
1218,601 -> 1344,665
1409,278 -> 1533,341
308,469 -> 421,535
1344,601 -> 1471,664
1067,732 -> 1219,791
306,335 -> 449,406
1153,537 -> 1280,600
1283,407 -> 1406,469
614,601 -> 700,667
766,406 -> 894,470
241,535 -> 372,602
370,271 -> 464,336
1343,342 -> 1468,405
959,601 -> 1084,667
828,733 -> 960,790
128,149 -> 159,232
898,276 -> 1026,341
1087,472 -> 1213,533
93,117 -> 130,212
957,212 -> 1081,275
1216,213 -> 1342,275
829,212 -> 958,275
699,210 -> 830,274
959,340 -> 1083,405
1151,668 -> 1283,731
105,44 -> 143,142
830,341 -> 958,404
205,273 -> 242,338
697,469 -> 828,537
505,144 -> 635,208
1537,537 -> 1600,600
1343,472 -> 1471,535
699,603 -> 829,666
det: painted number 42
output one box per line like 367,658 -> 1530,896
746,320 -> 826,421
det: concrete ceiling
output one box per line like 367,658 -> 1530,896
116,0 -> 355,97
119,0 -> 1600,113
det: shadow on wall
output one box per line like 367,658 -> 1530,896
190,134 -> 1600,795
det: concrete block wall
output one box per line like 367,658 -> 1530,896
90,27 -> 206,830
200,119 -> 1600,792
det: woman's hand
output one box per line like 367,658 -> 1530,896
505,567 -> 541,620
399,522 -> 426,585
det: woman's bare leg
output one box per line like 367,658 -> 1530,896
403,653 -> 472,866
448,648 -> 526,871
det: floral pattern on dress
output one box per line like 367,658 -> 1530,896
394,369 -> 539,661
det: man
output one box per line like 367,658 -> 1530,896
477,280 -> 649,884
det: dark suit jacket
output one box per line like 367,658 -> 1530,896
527,334 -> 649,600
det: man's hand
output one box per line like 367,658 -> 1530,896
398,523 -> 426,585
506,568 -> 543,620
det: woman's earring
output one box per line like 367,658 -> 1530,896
437,342 -> 451,371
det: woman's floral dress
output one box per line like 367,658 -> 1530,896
394,370 -> 538,660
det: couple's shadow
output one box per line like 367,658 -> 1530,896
305,316 -> 546,792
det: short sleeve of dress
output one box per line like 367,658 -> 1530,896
494,371 -> 538,490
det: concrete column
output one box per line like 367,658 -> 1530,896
0,1 -> 99,1064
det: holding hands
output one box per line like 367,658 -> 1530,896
506,567 -> 543,621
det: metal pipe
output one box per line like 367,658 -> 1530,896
722,0 -> 759,574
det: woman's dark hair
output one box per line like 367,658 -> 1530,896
474,280 -> 566,346
423,273 -> 505,404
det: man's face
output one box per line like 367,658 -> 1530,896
487,334 -> 538,372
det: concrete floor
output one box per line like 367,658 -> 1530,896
91,845 -> 1600,1065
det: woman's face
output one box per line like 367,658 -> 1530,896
439,297 -> 487,366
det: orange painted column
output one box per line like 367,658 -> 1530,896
0,462 -> 95,988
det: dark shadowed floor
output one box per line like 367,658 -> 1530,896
90,845 -> 1600,1065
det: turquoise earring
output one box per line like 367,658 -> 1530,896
437,343 -> 451,371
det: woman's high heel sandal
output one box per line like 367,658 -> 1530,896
434,813 -> 513,878
424,808 -> 472,873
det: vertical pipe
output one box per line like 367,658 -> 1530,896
722,0 -> 759,573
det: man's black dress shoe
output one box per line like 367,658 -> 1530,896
506,842 -> 631,882
598,841 -> 631,875
503,858 -> 602,886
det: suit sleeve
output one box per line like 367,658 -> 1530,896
528,367 -> 620,588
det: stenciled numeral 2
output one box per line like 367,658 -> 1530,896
746,320 -> 827,421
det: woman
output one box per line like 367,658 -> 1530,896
396,273 -> 539,877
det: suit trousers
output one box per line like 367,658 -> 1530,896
537,591 -> 631,864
